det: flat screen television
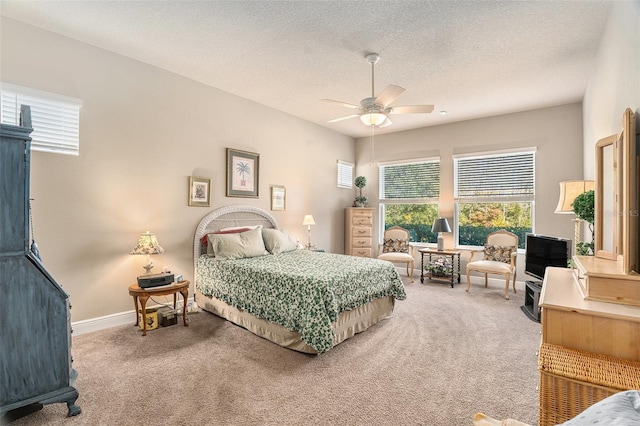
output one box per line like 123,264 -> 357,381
524,233 -> 571,282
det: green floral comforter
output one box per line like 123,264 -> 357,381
196,250 -> 406,353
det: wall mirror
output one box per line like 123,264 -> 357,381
594,134 -> 618,260
594,108 -> 638,273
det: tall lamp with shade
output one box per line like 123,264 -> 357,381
432,218 -> 451,251
302,215 -> 316,249
555,180 -> 594,255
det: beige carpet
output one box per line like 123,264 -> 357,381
11,277 -> 541,426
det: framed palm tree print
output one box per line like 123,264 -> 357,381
226,148 -> 259,198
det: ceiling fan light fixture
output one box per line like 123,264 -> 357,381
360,112 -> 386,126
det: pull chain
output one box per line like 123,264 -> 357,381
370,124 -> 375,165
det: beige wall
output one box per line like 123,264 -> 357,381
583,0 -> 640,176
354,103 -> 585,281
2,1 -> 637,322
1,18 -> 355,322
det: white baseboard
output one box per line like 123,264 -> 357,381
71,297 -> 195,336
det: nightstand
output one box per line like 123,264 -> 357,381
419,248 -> 462,288
128,280 -> 189,336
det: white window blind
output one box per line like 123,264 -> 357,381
454,149 -> 535,202
379,159 -> 440,201
337,160 -> 354,189
1,83 -> 82,156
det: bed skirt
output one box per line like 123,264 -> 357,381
195,289 -> 395,354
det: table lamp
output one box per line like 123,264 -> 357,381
555,180 -> 594,255
432,218 -> 451,251
302,214 -> 316,249
129,231 -> 165,274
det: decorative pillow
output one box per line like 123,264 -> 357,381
200,227 -> 252,249
261,228 -> 298,254
382,238 -> 410,253
484,245 -> 516,263
207,227 -> 267,260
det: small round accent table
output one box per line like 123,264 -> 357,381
128,280 -> 189,336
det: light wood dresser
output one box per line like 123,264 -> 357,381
538,266 -> 640,425
345,208 -> 374,257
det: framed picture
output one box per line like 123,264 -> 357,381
270,185 -> 286,211
188,176 -> 211,207
226,148 -> 259,198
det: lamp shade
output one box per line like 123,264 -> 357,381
555,180 -> 594,214
302,215 -> 316,226
129,231 -> 165,255
431,218 -> 451,233
360,112 -> 386,126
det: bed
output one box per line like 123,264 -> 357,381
193,205 -> 406,354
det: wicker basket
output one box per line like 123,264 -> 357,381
538,343 -> 640,426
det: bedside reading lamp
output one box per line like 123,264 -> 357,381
129,231 -> 165,275
432,218 -> 451,251
302,214 -> 316,249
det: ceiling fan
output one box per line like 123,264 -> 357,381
322,53 -> 434,128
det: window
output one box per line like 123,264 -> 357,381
379,158 -> 440,243
1,83 -> 82,156
337,160 -> 353,188
454,148 -> 535,249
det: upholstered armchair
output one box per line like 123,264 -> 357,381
377,226 -> 414,282
466,230 -> 518,299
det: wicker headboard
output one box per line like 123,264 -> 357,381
193,204 -> 278,272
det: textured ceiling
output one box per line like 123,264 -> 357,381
0,0 -> 614,138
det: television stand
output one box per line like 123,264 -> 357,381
521,280 -> 542,322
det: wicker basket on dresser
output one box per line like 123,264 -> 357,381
345,208 -> 374,257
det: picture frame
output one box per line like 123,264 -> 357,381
226,148 -> 259,198
188,176 -> 211,207
270,185 -> 286,211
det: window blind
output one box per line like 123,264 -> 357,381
454,150 -> 535,202
1,83 -> 82,156
337,160 -> 354,188
379,160 -> 440,201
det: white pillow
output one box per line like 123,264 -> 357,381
207,227 -> 267,260
262,228 -> 298,254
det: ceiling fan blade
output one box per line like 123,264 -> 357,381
390,105 -> 435,114
375,85 -> 405,107
379,116 -> 393,128
327,114 -> 360,123
320,99 -> 360,109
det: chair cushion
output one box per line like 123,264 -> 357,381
484,245 -> 516,263
382,238 -> 409,253
467,260 -> 513,273
378,252 -> 413,262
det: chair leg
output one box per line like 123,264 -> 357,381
408,261 -> 414,283
512,271 -> 517,293
484,273 -> 488,288
466,269 -> 471,293
504,273 -> 510,299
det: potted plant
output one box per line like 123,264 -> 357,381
354,176 -> 368,207
425,257 -> 453,277
572,189 -> 595,255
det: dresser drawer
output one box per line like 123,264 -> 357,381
352,216 -> 373,226
352,237 -> 372,248
352,248 -> 372,257
352,226 -> 372,237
